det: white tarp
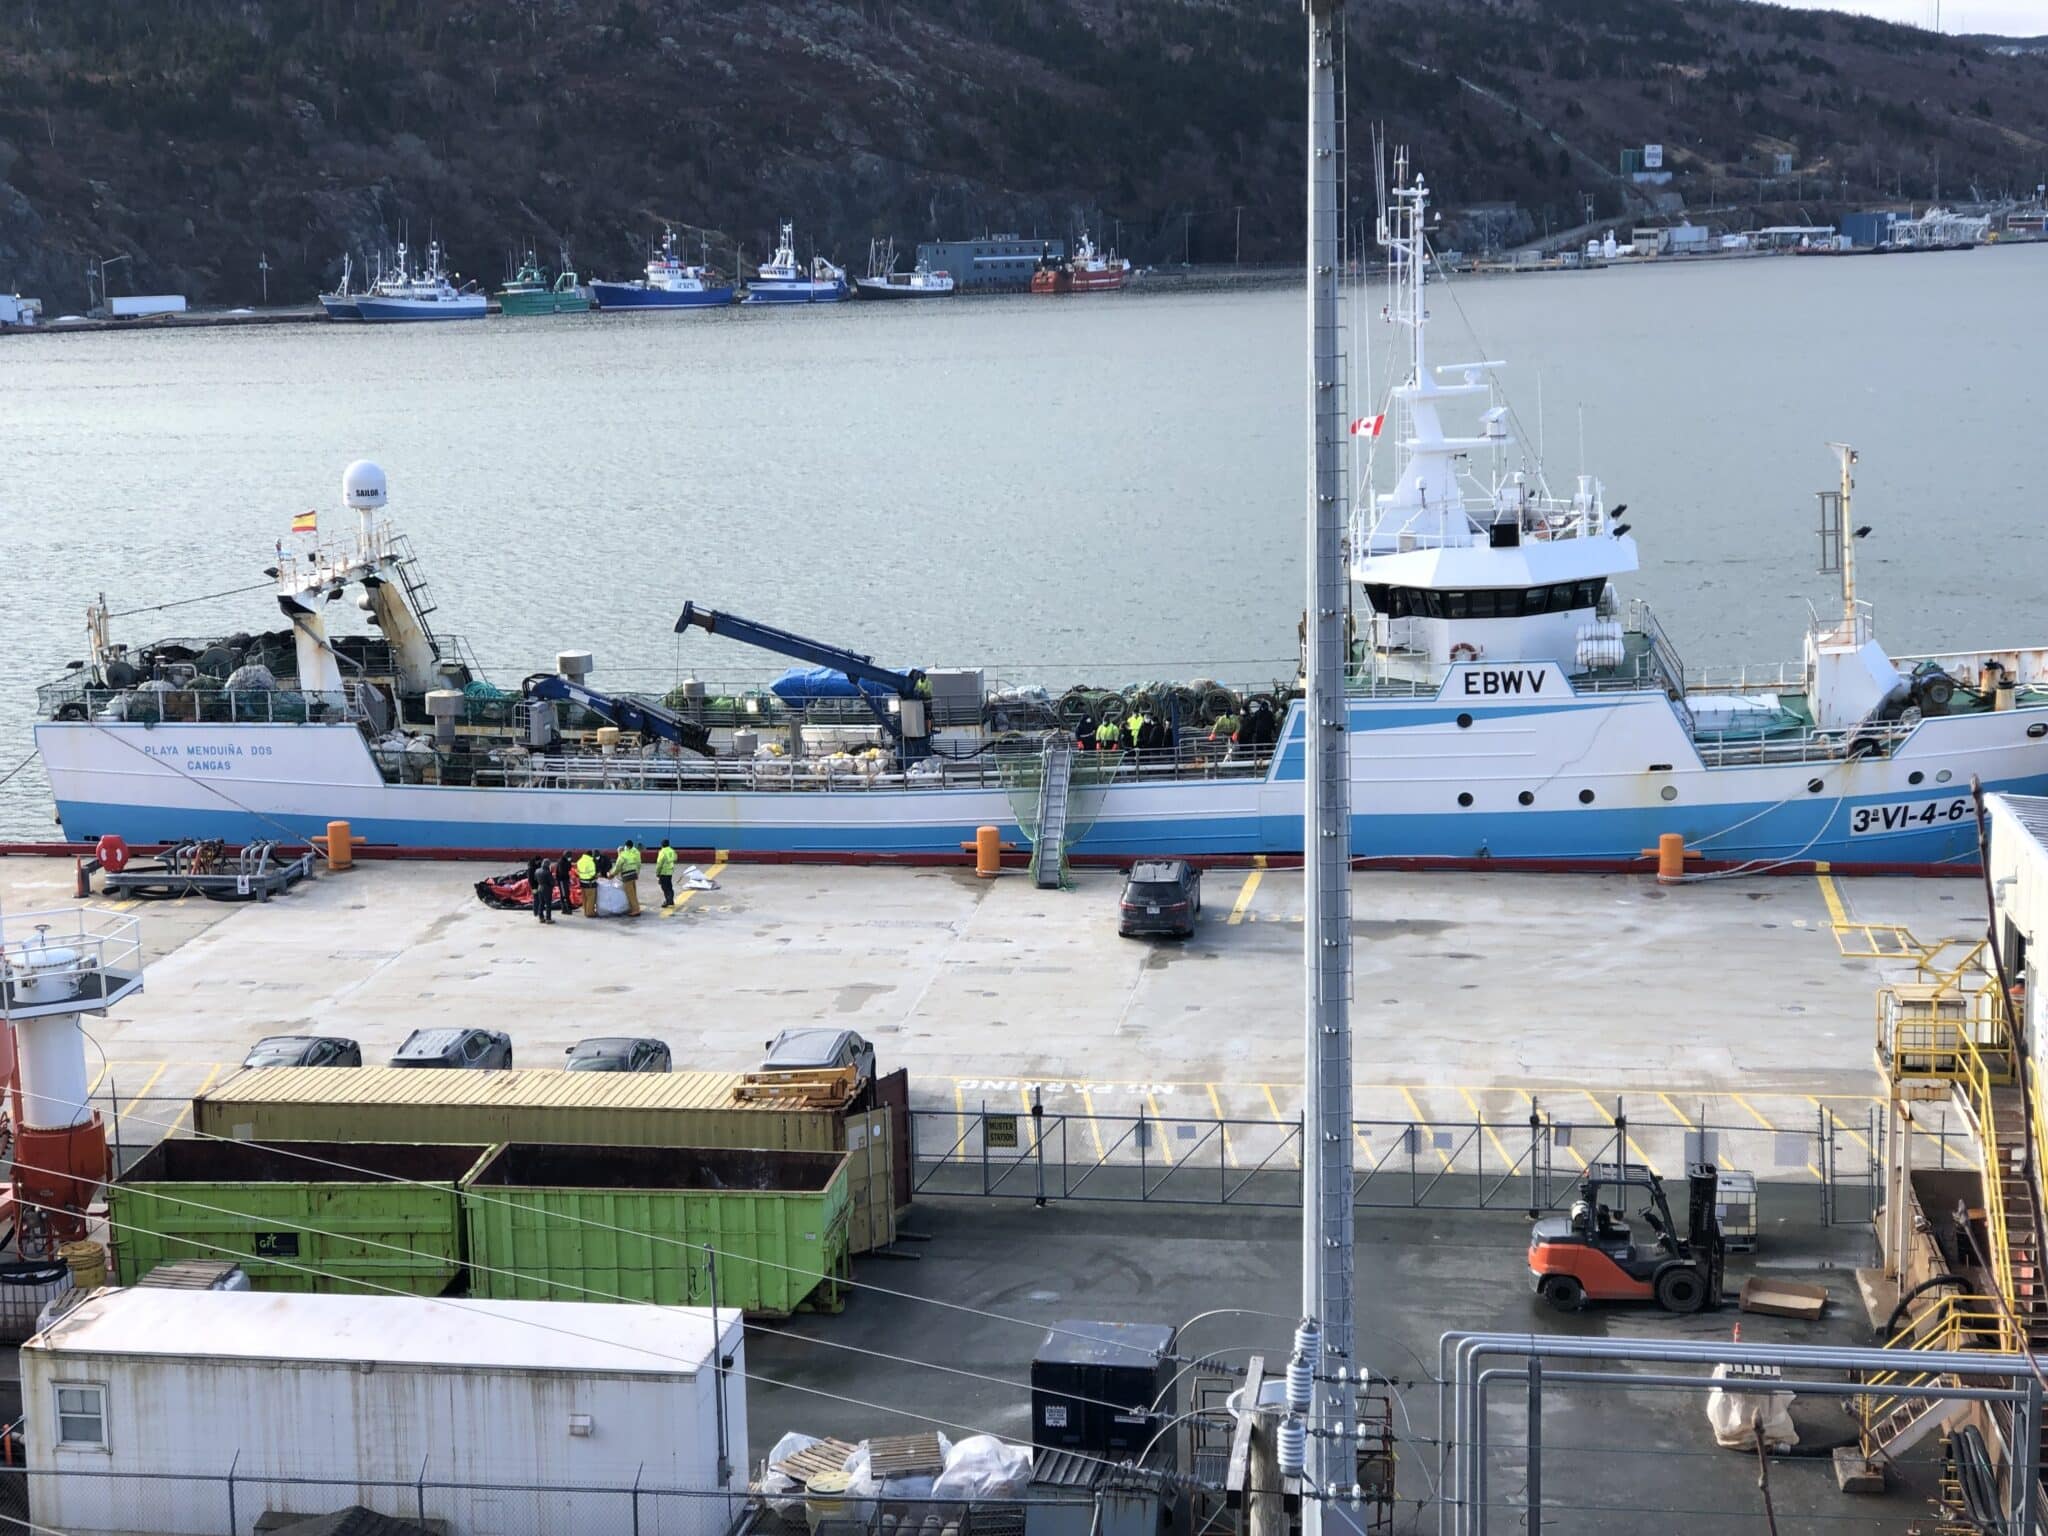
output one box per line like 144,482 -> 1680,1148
1706,1363 -> 1797,1450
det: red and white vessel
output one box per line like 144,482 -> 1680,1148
1031,231 -> 1131,294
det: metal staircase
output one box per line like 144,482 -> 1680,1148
386,532 -> 446,659
1031,738 -> 1075,889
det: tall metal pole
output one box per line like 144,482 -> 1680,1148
1303,0 -> 1357,1529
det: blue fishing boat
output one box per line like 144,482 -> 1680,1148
590,228 -> 735,311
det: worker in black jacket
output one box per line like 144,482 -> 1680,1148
530,859 -> 556,925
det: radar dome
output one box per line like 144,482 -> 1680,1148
341,460 -> 388,511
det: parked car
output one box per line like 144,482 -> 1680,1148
241,1036 -> 361,1069
1118,859 -> 1202,938
760,1027 -> 875,1087
564,1037 -> 672,1073
390,1028 -> 513,1070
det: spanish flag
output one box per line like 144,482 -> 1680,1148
290,511 -> 317,535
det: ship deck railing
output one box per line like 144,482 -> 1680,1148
40,686 -> 367,726
415,742 -> 1278,794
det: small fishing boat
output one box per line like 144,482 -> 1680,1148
590,227 -> 736,311
1030,231 -> 1131,295
742,222 -> 849,304
496,252 -> 592,316
317,255 -> 361,321
853,239 -> 955,301
355,242 -> 487,323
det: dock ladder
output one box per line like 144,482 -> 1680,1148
1031,737 -> 1076,889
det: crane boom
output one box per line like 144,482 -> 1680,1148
674,602 -> 931,757
522,674 -> 712,756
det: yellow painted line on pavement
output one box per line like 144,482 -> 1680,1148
1079,1088 -> 1107,1161
1522,1090 -> 1586,1170
114,1061 -> 170,1121
1808,1093 -> 1875,1156
1261,1083 -> 1301,1169
1736,1091 -> 1818,1180
1145,1091 -> 1176,1165
1460,1087 -> 1517,1169
1206,1082 -> 1238,1168
953,1080 -> 967,1164
1018,1085 -> 1040,1151
1227,858 -> 1267,925
1656,1091 -> 1734,1171
1816,869 -> 1850,929
1398,1085 -> 1450,1169
662,859 -> 728,918
1581,1090 -> 1660,1177
163,1063 -> 224,1136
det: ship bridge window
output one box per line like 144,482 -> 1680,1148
1362,582 -> 1605,621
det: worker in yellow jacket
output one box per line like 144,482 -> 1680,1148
655,839 -> 678,908
614,839 -> 643,916
575,850 -> 599,919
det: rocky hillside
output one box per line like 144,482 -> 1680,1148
0,0 -> 2044,309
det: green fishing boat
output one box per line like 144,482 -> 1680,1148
495,252 -> 592,316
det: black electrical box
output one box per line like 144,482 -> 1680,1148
1030,1319 -> 1178,1458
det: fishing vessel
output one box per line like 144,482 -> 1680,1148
354,242 -> 487,323
495,252 -> 591,316
742,223 -> 848,304
32,172 -> 2048,869
853,240 -> 955,301
316,255 -> 361,321
589,228 -> 735,311
1030,232 -> 1131,295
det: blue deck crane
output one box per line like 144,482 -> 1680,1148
520,673 -> 713,756
674,602 -> 931,758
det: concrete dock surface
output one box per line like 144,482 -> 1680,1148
0,855 -> 1960,1530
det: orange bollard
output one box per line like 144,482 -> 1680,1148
1656,832 -> 1686,885
325,820 -> 354,871
974,825 -> 1001,879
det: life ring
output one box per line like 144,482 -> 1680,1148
94,834 -> 130,874
1449,642 -> 1483,663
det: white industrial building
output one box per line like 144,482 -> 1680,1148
22,1289 -> 746,1536
1987,794 -> 2048,1048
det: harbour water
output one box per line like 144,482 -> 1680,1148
5,244 -> 2047,839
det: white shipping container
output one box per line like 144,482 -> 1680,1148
22,1289 -> 746,1536
108,295 -> 186,317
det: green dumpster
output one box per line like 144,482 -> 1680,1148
110,1141 -> 492,1295
462,1144 -> 851,1317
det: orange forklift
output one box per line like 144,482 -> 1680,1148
1529,1161 -> 1725,1314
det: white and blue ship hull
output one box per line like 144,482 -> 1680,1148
742,277 -> 849,305
589,283 -> 735,310
38,664 -> 2048,869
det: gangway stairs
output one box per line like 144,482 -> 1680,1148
1869,983 -> 2048,1497
1031,737 -> 1076,889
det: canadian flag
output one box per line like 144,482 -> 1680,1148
1349,413 -> 1384,438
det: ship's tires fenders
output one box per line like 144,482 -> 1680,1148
54,702 -> 88,721
1654,1264 -> 1708,1314
103,660 -> 140,689
94,835 -> 130,874
1539,1275 -> 1585,1313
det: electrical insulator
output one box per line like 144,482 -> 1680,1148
1276,1416 -> 1307,1477
1286,1318 -> 1320,1414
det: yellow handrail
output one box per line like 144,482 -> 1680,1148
1860,1294 -> 2010,1453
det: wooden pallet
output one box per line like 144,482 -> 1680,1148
734,1066 -> 859,1106
771,1437 -> 858,1484
866,1432 -> 946,1479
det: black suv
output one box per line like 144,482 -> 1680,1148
565,1037 -> 673,1073
1118,859 -> 1202,938
390,1028 -> 514,1070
